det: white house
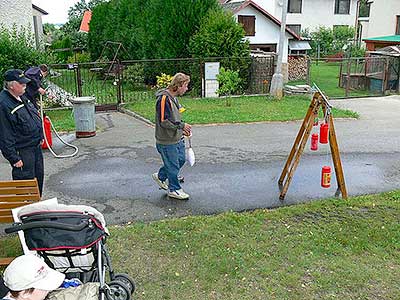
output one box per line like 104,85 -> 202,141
222,1 -> 304,59
224,0 -> 358,35
0,0 -> 48,49
359,0 -> 400,48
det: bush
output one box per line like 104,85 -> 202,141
217,67 -> 242,106
124,64 -> 145,90
350,45 -> 366,58
156,73 -> 173,89
50,36 -> 73,62
217,67 -> 242,96
0,25 -> 47,74
66,52 -> 92,63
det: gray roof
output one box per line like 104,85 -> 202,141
222,1 -> 245,12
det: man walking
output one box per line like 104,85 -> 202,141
152,73 -> 192,200
0,69 -> 44,195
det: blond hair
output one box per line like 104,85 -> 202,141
168,73 -> 190,92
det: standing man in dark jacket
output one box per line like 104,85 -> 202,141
152,73 -> 192,200
0,69 -> 44,195
24,64 -> 49,110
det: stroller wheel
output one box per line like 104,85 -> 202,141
114,273 -> 135,294
106,281 -> 131,300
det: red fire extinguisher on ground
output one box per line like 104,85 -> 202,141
321,166 -> 331,188
42,115 -> 53,149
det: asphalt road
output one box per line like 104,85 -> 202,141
1,95 -> 399,225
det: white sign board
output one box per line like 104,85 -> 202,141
205,62 -> 220,80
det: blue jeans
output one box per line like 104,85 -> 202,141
156,139 -> 185,192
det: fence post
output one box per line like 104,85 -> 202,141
116,60 -> 122,104
306,57 -> 311,86
199,59 -> 204,98
76,63 -> 83,97
345,58 -> 351,98
382,57 -> 389,96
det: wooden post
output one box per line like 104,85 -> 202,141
345,59 -> 351,97
382,57 -> 390,96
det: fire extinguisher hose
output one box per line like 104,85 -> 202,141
40,95 -> 79,158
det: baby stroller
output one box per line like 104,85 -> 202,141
5,202 -> 135,300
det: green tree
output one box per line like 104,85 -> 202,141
305,26 -> 354,57
88,0 -> 219,60
189,10 -> 249,58
61,0 -> 105,49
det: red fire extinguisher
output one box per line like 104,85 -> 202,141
321,166 -> 331,188
310,133 -> 319,151
319,123 -> 329,144
42,116 -> 53,149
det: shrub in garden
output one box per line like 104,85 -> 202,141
124,64 -> 145,90
0,25 -> 47,74
156,73 -> 173,89
66,52 -> 92,63
217,67 -> 242,106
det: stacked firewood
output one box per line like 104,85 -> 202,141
288,56 -> 309,81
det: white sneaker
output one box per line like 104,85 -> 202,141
152,173 -> 168,190
168,189 -> 190,200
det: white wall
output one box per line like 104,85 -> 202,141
0,0 -> 33,33
367,0 -> 400,38
251,0 -> 357,31
250,0 -> 278,16
235,6 -> 291,62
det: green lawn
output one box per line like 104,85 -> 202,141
45,108 -> 75,132
125,95 -> 358,124
1,191 -> 399,299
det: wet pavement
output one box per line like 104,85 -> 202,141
1,95 -> 399,225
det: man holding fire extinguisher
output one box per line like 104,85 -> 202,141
0,69 -> 44,196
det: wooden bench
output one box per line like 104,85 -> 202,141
0,179 -> 41,266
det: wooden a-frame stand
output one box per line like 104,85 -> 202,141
278,88 -> 348,201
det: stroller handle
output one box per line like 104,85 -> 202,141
4,220 -> 89,234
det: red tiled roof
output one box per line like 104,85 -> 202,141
79,11 -> 92,33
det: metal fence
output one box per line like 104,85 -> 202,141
49,56 -> 275,108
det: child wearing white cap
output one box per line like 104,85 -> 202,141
2,254 -> 65,300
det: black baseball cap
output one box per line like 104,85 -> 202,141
4,69 -> 30,84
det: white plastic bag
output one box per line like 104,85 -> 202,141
185,137 -> 195,166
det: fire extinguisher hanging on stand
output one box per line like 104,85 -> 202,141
320,108 -> 331,188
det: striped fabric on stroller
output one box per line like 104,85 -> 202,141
5,202 -> 135,300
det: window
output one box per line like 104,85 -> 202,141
287,24 -> 301,36
288,0 -> 302,13
335,0 -> 350,14
238,15 -> 255,36
333,25 -> 349,31
396,16 -> 400,35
